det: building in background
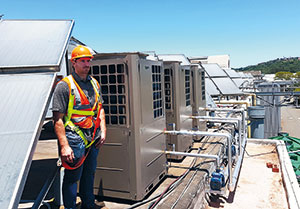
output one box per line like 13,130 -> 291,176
189,54 -> 230,69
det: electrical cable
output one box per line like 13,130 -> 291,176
147,136 -> 213,209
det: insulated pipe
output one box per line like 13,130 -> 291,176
164,130 -> 234,192
165,151 -> 220,168
190,116 -> 242,155
230,134 -> 247,192
198,108 -> 248,192
212,102 -> 250,137
199,107 -> 247,144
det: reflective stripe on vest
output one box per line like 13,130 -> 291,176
63,75 -> 102,148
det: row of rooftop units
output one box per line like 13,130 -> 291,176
64,51 -> 249,200
0,19 -> 251,208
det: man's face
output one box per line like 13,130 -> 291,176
72,57 -> 91,75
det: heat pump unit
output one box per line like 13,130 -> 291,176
161,59 -> 194,160
191,64 -> 207,131
90,53 -> 166,200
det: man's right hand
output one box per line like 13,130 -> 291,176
60,144 -> 75,163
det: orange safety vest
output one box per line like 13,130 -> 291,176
61,74 -> 102,169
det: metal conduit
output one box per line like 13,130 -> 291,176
231,136 -> 247,192
164,151 -> 220,168
200,106 -> 248,139
190,116 -> 243,155
199,107 -> 247,143
164,130 -> 234,192
198,108 -> 248,192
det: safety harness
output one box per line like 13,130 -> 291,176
61,75 -> 102,170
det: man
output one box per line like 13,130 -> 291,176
53,45 -> 106,209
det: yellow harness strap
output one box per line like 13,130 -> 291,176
64,76 -> 101,148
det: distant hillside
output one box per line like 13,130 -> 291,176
234,57 -> 300,74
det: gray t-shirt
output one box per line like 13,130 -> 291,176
52,72 -> 104,141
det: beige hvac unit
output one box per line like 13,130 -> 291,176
191,64 -> 207,131
163,60 -> 194,160
90,52 -> 167,200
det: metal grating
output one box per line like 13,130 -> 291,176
164,68 -> 172,110
185,69 -> 191,106
201,70 -> 206,100
90,64 -> 127,125
152,65 -> 163,118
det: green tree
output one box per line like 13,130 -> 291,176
274,71 -> 293,80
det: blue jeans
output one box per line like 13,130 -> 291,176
62,144 -> 99,209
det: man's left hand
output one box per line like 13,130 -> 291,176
95,132 -> 106,148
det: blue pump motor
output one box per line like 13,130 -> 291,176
226,145 -> 236,157
210,170 -> 225,191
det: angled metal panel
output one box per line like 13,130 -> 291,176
0,73 -> 56,209
212,77 -> 243,95
206,91 -> 217,108
0,20 -> 74,71
157,54 -> 191,65
232,78 -> 249,88
205,78 -> 220,95
238,72 -> 247,78
223,69 -> 241,78
202,63 -> 227,77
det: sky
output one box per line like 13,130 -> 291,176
2,0 -> 300,68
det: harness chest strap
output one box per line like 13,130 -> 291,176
64,75 -> 102,148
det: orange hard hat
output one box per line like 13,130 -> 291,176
71,45 -> 94,61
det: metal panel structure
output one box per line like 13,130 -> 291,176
206,91 -> 217,108
212,77 -> 243,95
232,78 -> 248,88
257,83 -> 281,138
202,63 -> 227,77
223,68 -> 240,78
0,19 -> 74,72
157,54 -> 196,160
0,19 -> 73,209
203,64 -> 243,96
205,78 -> 221,96
160,60 -> 193,159
158,54 -> 191,65
191,64 -> 206,131
0,73 -> 56,209
238,72 -> 247,78
91,53 -> 166,200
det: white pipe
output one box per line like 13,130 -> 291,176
190,116 -> 242,155
165,151 -> 220,168
164,130 -> 234,191
199,107 -> 247,147
230,136 -> 247,192
199,107 -> 247,141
